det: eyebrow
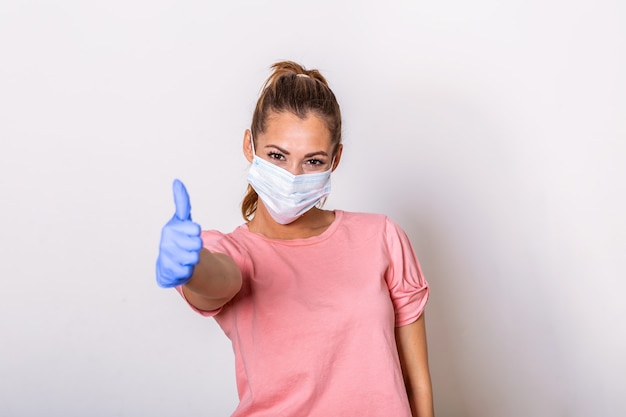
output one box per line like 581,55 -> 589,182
265,144 -> 329,158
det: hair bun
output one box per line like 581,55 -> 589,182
264,61 -> 330,89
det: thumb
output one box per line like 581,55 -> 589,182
172,179 -> 192,221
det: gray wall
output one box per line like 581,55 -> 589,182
1,1 -> 624,416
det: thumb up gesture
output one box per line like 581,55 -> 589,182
156,180 -> 203,288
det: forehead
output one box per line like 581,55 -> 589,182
260,111 -> 332,150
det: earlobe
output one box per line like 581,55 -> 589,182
243,130 -> 253,163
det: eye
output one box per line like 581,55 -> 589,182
267,151 -> 285,161
305,158 -> 325,166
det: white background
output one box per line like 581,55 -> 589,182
1,1 -> 624,416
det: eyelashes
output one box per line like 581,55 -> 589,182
267,151 -> 326,166
266,152 -> 327,168
305,158 -> 324,166
267,151 -> 285,161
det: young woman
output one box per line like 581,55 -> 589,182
156,61 -> 434,417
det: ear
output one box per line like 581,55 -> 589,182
243,130 -> 254,163
331,144 -> 343,172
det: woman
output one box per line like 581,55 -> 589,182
156,61 -> 434,417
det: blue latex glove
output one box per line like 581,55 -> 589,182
156,179 -> 203,288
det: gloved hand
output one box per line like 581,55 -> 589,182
156,179 -> 203,288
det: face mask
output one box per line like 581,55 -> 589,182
246,138 -> 333,224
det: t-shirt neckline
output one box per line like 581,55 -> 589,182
238,210 -> 344,246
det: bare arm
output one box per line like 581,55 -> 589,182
181,248 -> 242,311
395,314 -> 435,417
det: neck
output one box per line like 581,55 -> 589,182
248,202 -> 335,240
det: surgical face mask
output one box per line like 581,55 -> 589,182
246,138 -> 333,224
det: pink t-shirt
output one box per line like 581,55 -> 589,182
177,210 -> 429,416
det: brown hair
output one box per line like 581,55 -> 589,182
241,61 -> 343,221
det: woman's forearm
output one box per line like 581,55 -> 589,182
181,248 -> 242,311
396,315 -> 435,417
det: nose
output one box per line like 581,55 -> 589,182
286,163 -> 305,176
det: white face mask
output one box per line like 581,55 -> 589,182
246,138 -> 333,225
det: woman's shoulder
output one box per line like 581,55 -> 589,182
201,225 -> 250,252
337,209 -> 390,223
337,210 -> 409,237
335,210 -> 395,231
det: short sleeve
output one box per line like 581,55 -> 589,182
383,217 -> 430,327
175,229 -> 250,318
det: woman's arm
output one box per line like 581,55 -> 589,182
181,248 -> 242,311
395,314 -> 435,417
